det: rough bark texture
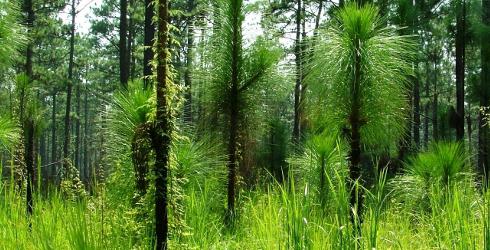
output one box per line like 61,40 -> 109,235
63,0 -> 76,177
131,123 -> 152,197
455,0 -> 465,141
119,0 -> 129,88
292,0 -> 301,144
432,56 -> 439,141
144,0 -> 155,89
51,91 -> 57,182
479,0 -> 490,180
349,37 -> 364,229
226,0 -> 242,223
25,120 -> 35,223
153,0 -> 170,248
413,76 -> 421,148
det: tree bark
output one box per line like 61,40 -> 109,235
51,91 -> 57,182
226,0 -> 242,224
153,0 -> 170,248
349,36 -> 364,228
75,80 -> 81,170
479,0 -> 490,181
293,0 -> 301,144
413,75 -> 421,148
455,0 -> 466,141
25,120 -> 35,227
119,0 -> 129,88
432,56 -> 439,141
63,0 -> 76,178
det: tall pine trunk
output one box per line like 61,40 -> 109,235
455,0 -> 466,141
63,0 -> 76,177
51,91 -> 57,182
25,120 -> 35,227
226,0 -> 242,223
479,0 -> 490,181
349,36 -> 364,230
153,0 -> 171,248
292,0 -> 301,143
119,0 -> 129,88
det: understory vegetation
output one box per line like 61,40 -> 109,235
1,0 -> 490,249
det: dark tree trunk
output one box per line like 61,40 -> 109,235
455,0 -> 466,141
25,120 -> 35,227
132,123 -> 152,198
153,0 -> 170,248
128,0 -> 135,80
479,0 -> 490,181
349,37 -> 364,229
63,0 -> 76,177
51,91 -> 57,182
226,0 -> 242,224
424,61 -> 430,148
144,0 -> 155,89
75,81 -> 81,170
120,0 -> 129,88
83,84 -> 89,185
413,76 -> 421,149
183,0 -> 195,124
292,0 -> 301,144
432,56 -> 439,141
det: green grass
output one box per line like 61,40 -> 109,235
0,143 -> 486,249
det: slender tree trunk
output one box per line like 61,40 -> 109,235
153,0 -> 171,248
63,0 -> 76,177
226,0 -> 242,224
25,120 -> 35,227
455,0 -> 466,141
433,56 -> 439,141
349,37 -> 364,229
413,75 -> 421,149
75,81 -> 81,170
144,0 -> 155,89
479,0 -> 490,180
51,91 -> 57,182
83,84 -> 89,185
128,0 -> 135,80
120,0 -> 129,88
424,61 -> 430,148
292,0 -> 301,143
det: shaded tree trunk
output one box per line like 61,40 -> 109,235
455,0 -> 466,141
25,120 -> 35,227
432,56 -> 439,141
292,0 -> 301,144
225,0 -> 242,224
83,84 -> 89,185
414,75 -> 421,148
75,81 -> 81,170
120,0 -> 129,88
424,61 -> 430,148
63,0 -> 76,177
349,36 -> 364,229
153,0 -> 171,248
479,0 -> 490,181
51,91 -> 57,182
